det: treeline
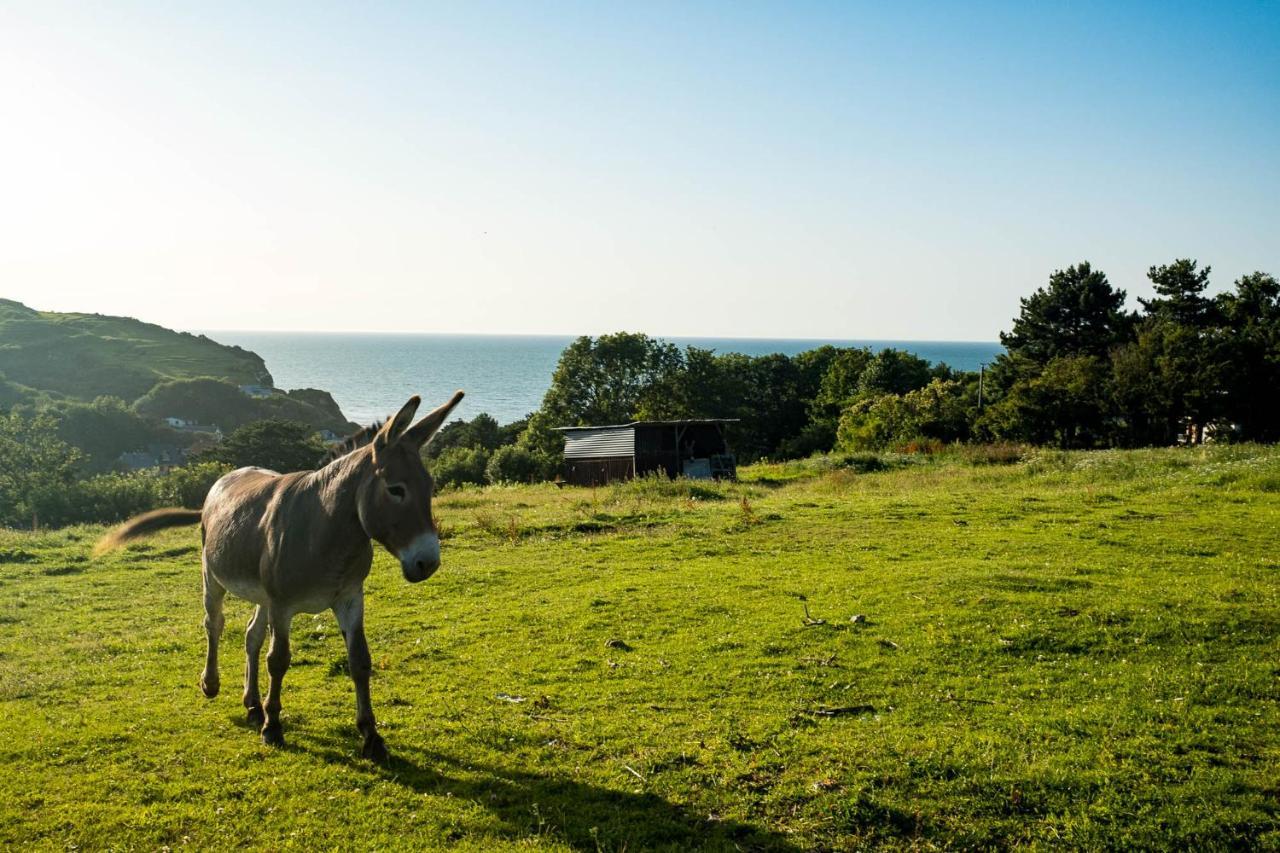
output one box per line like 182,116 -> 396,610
485,258 -> 1278,471
984,261 -> 1279,446
2,257 -> 1277,528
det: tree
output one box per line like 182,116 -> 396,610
425,413 -> 503,460
1141,259 -> 1219,328
811,348 -> 873,424
1000,262 -> 1132,363
538,333 -> 684,427
1216,271 -> 1280,440
858,349 -> 933,396
0,411 -> 83,527
54,396 -> 159,472
978,356 -> 1112,448
193,419 -> 327,473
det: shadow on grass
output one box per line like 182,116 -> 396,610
303,733 -> 801,851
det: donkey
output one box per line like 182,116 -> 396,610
96,391 -> 464,763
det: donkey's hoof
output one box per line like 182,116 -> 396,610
261,724 -> 285,748
246,704 -> 265,728
361,735 -> 390,765
200,675 -> 220,699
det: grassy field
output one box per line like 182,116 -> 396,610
1,445 -> 1278,850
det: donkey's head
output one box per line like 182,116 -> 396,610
357,391 -> 464,583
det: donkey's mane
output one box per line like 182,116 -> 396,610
319,420 -> 385,466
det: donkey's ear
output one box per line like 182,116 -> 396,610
404,390 -> 465,447
373,396 -> 421,452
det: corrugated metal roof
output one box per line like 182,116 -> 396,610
563,427 -> 636,460
556,419 -> 738,432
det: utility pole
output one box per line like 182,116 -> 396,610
978,362 -> 987,410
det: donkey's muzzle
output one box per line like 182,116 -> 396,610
398,531 -> 441,583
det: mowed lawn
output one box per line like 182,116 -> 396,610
1,446 -> 1278,850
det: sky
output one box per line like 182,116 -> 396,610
1,2 -> 1277,341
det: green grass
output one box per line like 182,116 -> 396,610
2,445 -> 1278,850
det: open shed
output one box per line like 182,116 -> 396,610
556,419 -> 738,486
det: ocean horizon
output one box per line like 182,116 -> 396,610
205,331 -> 1004,426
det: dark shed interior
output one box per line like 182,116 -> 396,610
557,420 -> 737,486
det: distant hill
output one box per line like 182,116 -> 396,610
0,298 -> 273,403
0,299 -> 356,437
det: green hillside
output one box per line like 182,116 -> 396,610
0,298 -> 272,403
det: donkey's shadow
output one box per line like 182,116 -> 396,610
300,732 -> 801,851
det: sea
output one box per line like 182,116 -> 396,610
206,332 -> 1004,427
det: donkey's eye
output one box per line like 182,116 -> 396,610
386,484 -> 407,502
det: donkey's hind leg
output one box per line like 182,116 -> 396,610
200,569 -> 226,698
242,605 -> 269,728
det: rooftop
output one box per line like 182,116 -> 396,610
555,419 -> 739,432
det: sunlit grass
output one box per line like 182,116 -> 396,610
2,445 -> 1278,849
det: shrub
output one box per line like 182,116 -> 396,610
156,461 -> 233,507
485,445 -> 546,485
432,446 -> 490,489
837,379 -> 969,451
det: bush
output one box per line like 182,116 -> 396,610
156,461 -> 233,507
837,379 -> 969,451
432,446 -> 490,489
485,445 -> 547,485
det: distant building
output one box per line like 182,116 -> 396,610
117,443 -> 187,472
162,417 -> 221,437
239,384 -> 276,399
318,429 -> 343,444
556,420 -> 738,486
118,450 -> 159,471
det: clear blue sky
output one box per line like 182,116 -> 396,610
1,2 -> 1276,340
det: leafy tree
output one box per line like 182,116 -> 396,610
539,333 -> 684,427
857,349 -> 933,396
0,411 -> 83,527
193,419 -> 326,473
978,356 -> 1112,448
811,348 -> 874,425
653,347 -> 743,421
425,413 -> 503,459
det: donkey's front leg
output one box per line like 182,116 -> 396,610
334,595 -> 388,764
200,569 -> 226,698
261,605 -> 292,747
242,605 -> 269,729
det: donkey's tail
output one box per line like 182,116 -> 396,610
94,508 -> 202,557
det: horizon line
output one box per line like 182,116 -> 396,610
196,328 -> 1003,345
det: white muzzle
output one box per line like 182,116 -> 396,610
398,531 -> 441,582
